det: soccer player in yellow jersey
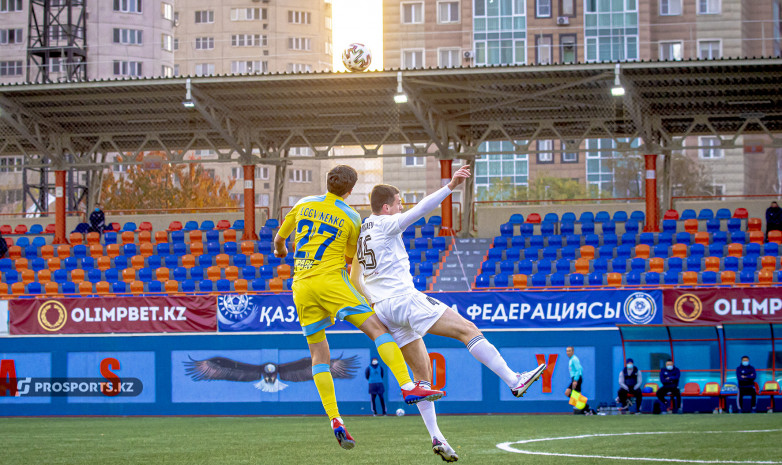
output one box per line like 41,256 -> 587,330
273,165 -> 443,450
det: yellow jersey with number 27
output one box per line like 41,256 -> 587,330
278,192 -> 361,281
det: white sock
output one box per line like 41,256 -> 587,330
467,336 -> 518,388
401,382 -> 415,390
417,399 -> 444,440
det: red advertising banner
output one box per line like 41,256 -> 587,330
664,288 -> 782,325
9,296 -> 217,335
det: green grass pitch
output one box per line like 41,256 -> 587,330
1,414 -> 780,464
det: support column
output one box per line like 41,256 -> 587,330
439,159 -> 454,236
643,154 -> 659,233
53,170 -> 68,244
242,165 -> 258,240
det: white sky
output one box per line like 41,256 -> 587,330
331,0 -> 383,72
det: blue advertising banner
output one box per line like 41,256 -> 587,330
66,351 -> 156,404
217,290 -> 662,332
0,353 -> 52,404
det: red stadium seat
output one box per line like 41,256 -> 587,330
139,221 -> 153,232
663,210 -> 679,220
216,219 -> 231,230
749,231 -> 764,245
168,221 -> 183,232
14,225 -> 28,235
0,225 -> 11,235
733,208 -> 748,219
683,382 -> 701,396
526,213 -> 541,224
45,224 -> 55,234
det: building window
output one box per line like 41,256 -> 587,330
560,35 -> 576,63
195,63 -> 214,76
699,136 -> 723,159
288,63 -> 312,72
586,138 -> 615,194
0,61 -> 23,76
290,147 -> 312,156
659,41 -> 683,60
584,0 -> 639,62
288,10 -> 311,24
536,0 -> 552,18
403,192 -> 424,204
697,0 -> 720,15
113,28 -> 142,45
708,184 -> 725,198
288,37 -> 311,50
113,0 -> 142,13
438,48 -> 461,68
255,166 -> 269,179
0,156 -> 23,173
560,0 -> 575,16
173,38 -> 179,50
401,2 -> 424,24
194,10 -> 214,24
698,40 -> 721,59
474,141 -> 529,200
232,60 -> 266,73
161,34 -> 173,51
231,8 -> 266,21
0,28 -> 22,44
173,64 -> 179,76
437,1 -> 459,23
537,140 -> 553,163
562,141 -> 579,163
113,61 -> 142,77
161,65 -> 173,77
48,57 -> 62,73
535,35 -> 552,64
195,37 -> 214,50
161,2 -> 173,20
404,156 -> 425,167
402,49 -> 424,68
659,0 -> 682,15
256,194 -> 270,207
232,34 -> 265,47
0,0 -> 23,12
288,169 -> 313,183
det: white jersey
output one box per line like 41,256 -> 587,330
357,186 -> 452,303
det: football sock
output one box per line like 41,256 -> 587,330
374,333 -> 414,389
467,336 -> 518,388
312,364 -> 340,421
416,381 -> 444,440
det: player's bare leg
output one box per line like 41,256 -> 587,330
428,308 -> 546,397
308,335 -> 355,450
356,314 -> 443,404
401,339 -> 459,462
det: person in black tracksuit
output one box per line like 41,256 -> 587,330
365,357 -> 386,416
736,355 -> 757,413
89,203 -> 106,234
618,358 -> 643,413
657,359 -> 681,413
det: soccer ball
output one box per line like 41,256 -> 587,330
395,408 -> 405,417
341,43 -> 372,72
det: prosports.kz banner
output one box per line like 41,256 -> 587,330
10,296 -> 216,335
664,288 -> 782,325
217,290 -> 662,332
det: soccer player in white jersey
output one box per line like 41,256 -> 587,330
351,165 -> 546,462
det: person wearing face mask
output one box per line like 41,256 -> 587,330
618,358 -> 643,414
89,203 -> 106,234
736,355 -> 757,413
365,357 -> 386,416
656,359 -> 681,414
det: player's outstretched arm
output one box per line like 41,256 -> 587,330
273,233 -> 288,258
397,165 -> 471,231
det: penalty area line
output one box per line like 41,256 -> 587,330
497,430 -> 782,464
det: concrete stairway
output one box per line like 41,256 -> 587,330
431,238 -> 491,292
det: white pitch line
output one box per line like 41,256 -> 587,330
497,430 -> 782,464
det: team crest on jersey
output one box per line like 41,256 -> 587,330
217,295 -> 258,330
623,292 -> 657,325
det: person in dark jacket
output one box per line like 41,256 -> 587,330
618,358 -> 643,414
656,359 -> 681,413
89,203 -> 106,234
365,357 -> 386,416
766,201 -> 782,239
0,231 -> 7,259
736,355 -> 757,413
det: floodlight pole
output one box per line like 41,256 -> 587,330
53,170 -> 68,244
242,164 -> 259,240
643,154 -> 659,233
439,159 -> 454,236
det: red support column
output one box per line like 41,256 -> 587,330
643,154 -> 659,233
241,165 -> 258,240
439,159 -> 454,236
53,170 -> 68,244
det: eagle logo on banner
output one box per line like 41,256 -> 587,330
183,355 -> 360,392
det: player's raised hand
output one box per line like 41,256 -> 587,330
447,165 -> 471,190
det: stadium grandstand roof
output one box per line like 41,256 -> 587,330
0,57 -> 781,168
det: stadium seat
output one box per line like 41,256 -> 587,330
706,219 -> 721,234
671,243 -> 687,259
196,280 -> 213,292
648,257 -> 664,273
738,270 -> 756,284
526,213 -> 541,224
686,256 -> 702,272
568,273 -> 585,287
587,272 -> 603,286
720,270 -> 736,285
549,273 -> 566,287
668,257 -> 683,273
481,260 -> 498,275
727,243 -> 743,258
662,220 -> 677,234
630,258 -> 647,273
179,279 -> 196,293
475,274 -> 491,288
593,258 -> 609,274
542,247 -> 559,260
634,244 -> 650,259
693,232 -> 710,246
747,218 -> 762,233
742,256 -> 758,272
493,273 -> 511,288
601,221 -> 616,235
188,231 -> 203,244
675,232 -> 692,246
499,223 -> 514,237
508,213 -> 524,225
760,255 -> 777,270
561,246 -> 577,260
130,280 -> 145,294
504,247 -> 522,261
499,259 -> 515,274
540,222 -> 556,236
574,258 -> 590,275
698,209 -> 714,221
653,244 -> 669,259
511,274 -> 528,288
683,219 -> 698,234
530,273 -> 548,287
626,272 -> 642,286
555,259 -> 571,274
727,218 -> 741,233
560,222 -> 575,235
536,259 -> 553,275
215,279 -> 232,292
731,231 -> 747,244
679,209 -> 696,220
770,231 -> 782,244
643,272 -> 660,285
663,271 -> 680,285
624,221 -> 640,235
579,245 -> 595,260
413,275 -> 428,291
638,232 -> 655,247
517,259 -> 534,275
724,256 -> 740,272
708,243 -> 724,257
519,223 -> 534,236
748,231 -> 764,245
606,273 -> 622,287
733,208 -> 749,219
584,234 -> 601,248
529,236 -> 544,248
580,222 -> 595,235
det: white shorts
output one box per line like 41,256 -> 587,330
373,291 -> 449,348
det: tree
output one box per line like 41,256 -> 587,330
100,153 -> 237,210
477,175 -> 605,203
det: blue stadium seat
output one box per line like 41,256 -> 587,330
585,234 -> 601,248
200,220 -> 215,231
739,270 -> 755,284
24,245 -> 38,260
702,271 -> 718,284
540,222 -> 556,236
654,244 -> 669,258
0,258 -> 12,273
519,223 -> 534,236
594,211 -> 610,223
53,269 -> 68,284
518,260 -> 534,275
103,268 -> 119,283
164,254 -> 179,269
2,270 -> 19,284
204,241 -> 220,256
763,243 -> 779,256
205,230 -> 220,243
104,232 -> 118,245
425,249 -> 440,262
241,266 -> 256,280
112,281 -> 127,293
414,275 -> 429,291
493,273 -> 511,288
698,209 -> 714,220
662,220 -> 677,234
498,259 -> 515,274
15,236 -> 30,247
180,280 -> 196,292
565,235 -> 581,248
475,274 -> 491,288
706,219 -> 721,233
421,224 -> 436,238
680,209 -> 697,220
493,236 -> 508,249
598,233 -> 614,247
579,212 -> 595,223
122,243 -> 137,256
658,233 -> 674,247
724,256 -> 739,272
113,256 -> 128,270
61,282 -> 76,294
616,245 -> 632,260
509,213 -> 524,225
745,243 -> 761,257
402,228 -> 416,242
712,231 -> 728,246
431,237 -> 447,251
708,243 -> 724,257
427,216 -> 442,226
30,257 -> 46,272
62,257 -> 78,271
258,265 -> 274,280
182,221 -> 198,231
730,232 -> 746,244
408,250 -> 424,263
418,261 -> 435,276
500,223 -> 514,237
550,273 -> 566,287
523,247 -> 540,260
639,232 -> 655,246
412,217 -> 426,227
626,272 -> 642,286
415,237 -> 430,250
510,236 -> 526,248
28,224 -> 43,235
598,245 -> 614,259
26,282 -> 42,294
171,231 -> 185,244
587,272 -> 603,286
568,273 -> 585,286
224,241 -> 238,255
87,268 -> 102,283
715,208 -> 731,220
265,255 -> 281,267
264,218 -> 279,229
250,278 -> 266,291
198,254 -> 213,268
742,256 -> 758,272
147,255 -> 162,269
542,247 -> 559,260
122,222 -> 137,232
643,272 -> 661,285
580,222 -> 595,235
536,259 -> 553,274
197,280 -> 213,292
630,258 -> 647,273
690,244 -> 705,258
621,233 -> 636,246
561,222 -> 575,235
481,260 -> 498,274
529,236 -> 545,248
601,221 -> 616,235
531,273 -> 548,287
613,211 -> 628,223
504,247 -> 522,261
488,248 -> 503,261
676,232 -> 692,245
80,257 -> 95,270
668,257 -> 683,273
612,258 -> 628,273
555,259 -> 571,273
216,279 -> 232,292
138,268 -> 153,282
557,212 -> 574,223
155,243 -> 170,256
544,213 -> 559,223
546,235 -> 563,248
232,220 -> 244,230
71,244 -> 87,259
593,258 -> 609,274
189,266 -> 205,281
561,246 -> 578,260
686,256 -> 702,272
31,236 -> 46,248
172,267 -> 188,281
727,218 -> 741,233
624,220 -> 640,235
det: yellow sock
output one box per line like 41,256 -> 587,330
374,333 -> 413,387
312,364 -> 340,420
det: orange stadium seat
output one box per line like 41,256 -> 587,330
769,231 -> 782,244
97,256 -> 112,271
649,257 -> 665,273
40,245 -> 55,260
0,283 -> 7,295
758,269 -> 774,285
276,264 -> 291,280
156,267 -> 170,281
671,244 -> 688,259
138,230 -> 152,244
189,242 -> 204,256
241,241 -> 255,255
14,258 -> 28,272
106,244 -> 120,258
130,280 -> 144,294
21,269 -> 35,285
234,279 -> 248,293
8,246 -> 21,260
181,254 -> 196,268
78,281 -> 93,295
683,219 -> 698,234
215,254 -> 230,268
694,232 -> 710,246
155,231 -> 168,244
606,273 -> 623,287
727,243 -> 743,258
121,231 -> 135,245
11,282 -> 25,295
139,242 -> 154,257
225,266 -> 239,281
164,280 -> 179,294
37,269 -> 51,283
223,229 -> 237,242
760,256 -> 777,270
749,231 -> 764,245
207,266 -> 221,281
47,257 -> 61,270
634,244 -> 650,259
188,230 -> 202,243
574,258 -> 590,275
720,270 -> 736,285
96,281 -> 111,295
130,255 -> 145,270
682,271 -> 698,286
704,257 -> 721,272
89,244 -> 104,259
579,245 -> 595,260
512,274 -> 528,288
86,232 -> 101,246
69,232 -> 83,245
250,253 -> 264,267
747,218 -> 762,232
45,281 -> 60,295
70,269 -> 85,284
122,268 -> 136,283
56,244 -> 71,258
269,277 -> 284,292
